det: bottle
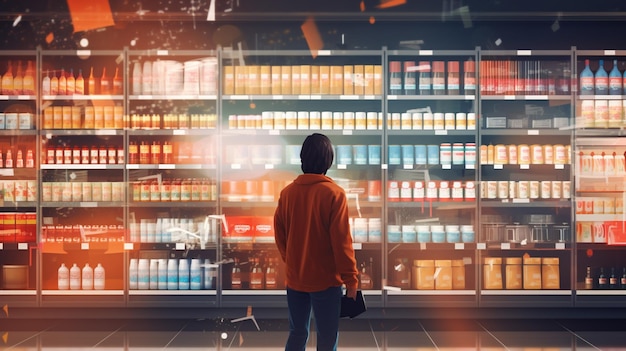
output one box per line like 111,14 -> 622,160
231,259 -> 242,289
58,263 -> 69,290
75,69 -> 85,95
609,59 -> 622,95
359,260 -> 373,290
69,263 -> 81,290
132,61 -> 142,95
265,258 -> 277,289
190,258 -> 202,290
392,258 -> 410,289
464,58 -> 476,95
42,69 -> 51,95
1,61 -> 14,95
388,61 -> 402,95
50,69 -> 59,95
128,141 -> 139,164
149,259 -> 158,290
610,267 -> 619,289
66,68 -> 75,95
100,67 -> 110,94
204,259 -> 216,290
142,61 -> 152,95
25,149 -> 34,168
150,141 -> 161,164
167,259 -> 178,290
403,61 -> 416,95
23,61 -> 35,95
447,61 -> 460,95
94,263 -> 105,290
139,141 -> 150,164
129,258 -> 138,290
580,59 -> 594,95
598,267 -> 608,289
418,61 -> 431,95
88,66 -> 96,95
12,61 -> 23,94
58,68 -> 67,95
178,259 -> 190,290
162,141 -> 173,164
250,257 -> 264,289
137,258 -> 149,290
432,61 -> 446,95
158,258 -> 168,290
82,263 -> 93,290
585,266 -> 593,289
595,60 -> 608,95
5,149 -> 13,168
621,267 -> 626,289
15,150 -> 23,168
112,67 -> 122,95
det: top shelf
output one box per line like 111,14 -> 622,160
222,94 -> 381,101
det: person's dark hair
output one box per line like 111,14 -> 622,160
300,133 -> 334,174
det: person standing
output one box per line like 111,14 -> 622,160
274,133 -> 358,351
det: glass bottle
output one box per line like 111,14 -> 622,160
113,67 -> 122,95
12,61 -> 22,95
579,59 -> 594,95
100,67 -> 109,94
75,69 -> 85,95
595,59 -> 608,95
621,267 -> 626,289
1,61 -> 14,95
403,61 -> 416,95
66,68 -> 75,95
231,259 -> 242,289
23,61 -> 35,95
388,61 -> 402,95
58,68 -> 66,95
359,259 -> 373,290
5,149 -> 13,168
598,267 -> 608,289
250,257 -> 264,290
42,69 -> 51,95
392,258 -> 410,289
418,61 -> 431,95
265,258 -> 277,289
610,267 -> 618,289
464,58 -> 476,95
139,141 -> 150,165
585,266 -> 593,289
609,59 -> 622,95
88,66 -> 96,95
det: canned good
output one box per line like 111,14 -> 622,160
540,181 -> 551,199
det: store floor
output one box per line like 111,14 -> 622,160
2,317 -> 626,350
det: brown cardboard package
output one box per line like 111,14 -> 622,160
434,260 -> 452,290
483,257 -> 503,289
505,257 -> 522,289
260,65 -> 271,95
451,259 -> 465,289
300,65 -> 311,95
353,65 -> 365,95
310,66 -> 320,94
234,65 -> 246,95
374,65 -> 383,95
412,260 -> 435,290
223,66 -> 235,95
364,65 -> 375,95
330,66 -> 343,95
319,66 -> 330,94
541,257 -> 560,289
281,66 -> 292,95
343,65 -> 354,95
271,66 -> 282,95
291,65 -> 301,95
246,65 -> 260,95
523,257 -> 542,289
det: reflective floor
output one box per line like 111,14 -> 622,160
1,318 -> 626,350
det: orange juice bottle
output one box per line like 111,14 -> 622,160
50,69 -> 59,95
22,61 -> 35,95
1,61 -> 14,95
88,67 -> 96,95
13,61 -> 23,95
112,67 -> 122,95
100,67 -> 109,94
66,69 -> 75,95
75,69 -> 85,95
58,68 -> 67,95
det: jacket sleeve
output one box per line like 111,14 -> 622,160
329,190 -> 359,290
274,194 -> 287,263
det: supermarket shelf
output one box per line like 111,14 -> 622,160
0,94 -> 36,100
0,201 -> 38,208
220,201 -> 278,208
0,290 -> 37,295
480,242 -> 571,250
223,49 -> 383,57
575,129 -> 626,137
41,164 -> 125,170
387,201 -> 476,209
130,242 -> 218,250
576,290 -> 626,296
42,94 -> 124,100
480,290 -> 572,296
126,164 -> 216,170
387,242 -> 477,250
578,95 -> 626,100
222,290 -> 286,295
576,214 -> 626,221
0,129 -> 38,136
128,290 -> 217,296
128,201 -> 217,208
481,164 -> 569,170
386,289 -> 476,296
222,94 -> 382,101
387,130 -> 476,136
129,94 -> 217,100
0,243 -> 36,250
42,290 -> 124,296
387,94 -> 475,101
480,129 -> 572,136
41,129 -> 124,136
127,129 -> 217,136
480,95 -> 571,101
40,201 -> 126,208
222,129 -> 383,137
576,243 -> 626,250
481,200 -> 571,208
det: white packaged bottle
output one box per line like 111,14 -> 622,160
149,259 -> 159,290
58,263 -> 69,290
137,259 -> 150,290
94,263 -> 105,290
82,263 -> 94,290
178,259 -> 190,290
142,60 -> 152,95
69,263 -> 81,290
190,258 -> 202,290
158,258 -> 168,290
132,61 -> 142,95
204,259 -> 216,290
167,259 -> 178,290
129,258 -> 138,290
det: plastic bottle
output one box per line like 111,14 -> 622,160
402,61 -> 416,95
100,67 -> 109,95
69,263 -> 81,290
447,61 -> 460,95
149,259 -> 158,290
66,68 -> 75,95
22,61 -> 35,95
432,61 -> 446,95
58,68 -> 66,95
464,58 -> 476,95
13,61 -> 22,94
132,61 -> 142,95
129,258 -> 138,290
167,259 -> 178,290
94,263 -> 105,290
58,263 -> 69,290
418,61 -> 431,95
388,61 -> 402,95
75,69 -> 84,95
609,59 -> 622,95
42,70 -> 51,95
595,59 -> 608,95
190,258 -> 202,290
82,263 -> 93,290
158,258 -> 168,290
142,61 -> 152,95
204,259 -> 216,290
88,67 -> 96,95
137,258 -> 149,290
178,259 -> 190,290
1,61 -> 14,95
580,59 -> 594,95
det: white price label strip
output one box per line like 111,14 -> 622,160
81,243 -> 89,250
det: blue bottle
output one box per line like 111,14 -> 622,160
595,59 -> 608,95
580,59 -> 594,95
609,59 -> 622,95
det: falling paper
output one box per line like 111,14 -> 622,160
207,0 -> 216,21
301,17 -> 324,59
66,0 -> 115,33
377,0 -> 407,9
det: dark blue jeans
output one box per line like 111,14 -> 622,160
285,286 -> 342,351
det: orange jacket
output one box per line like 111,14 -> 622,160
274,174 -> 358,292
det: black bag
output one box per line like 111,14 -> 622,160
340,290 -> 366,319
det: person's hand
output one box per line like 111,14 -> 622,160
346,287 -> 357,300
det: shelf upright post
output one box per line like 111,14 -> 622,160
569,46 -> 577,305
476,46 -> 484,306
36,45 -> 43,307
216,46 -> 223,308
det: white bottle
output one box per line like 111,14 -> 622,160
132,61 -> 142,95
58,263 -> 69,290
42,70 -> 51,95
142,60 -> 152,95
137,259 -> 150,290
69,263 -> 81,290
158,258 -> 168,290
167,259 -> 178,290
190,258 -> 202,290
129,258 -> 138,290
82,263 -> 93,290
94,263 -> 105,290
178,259 -> 190,290
204,259 -> 216,290
149,259 -> 159,290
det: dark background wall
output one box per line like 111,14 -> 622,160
1,0 -> 626,52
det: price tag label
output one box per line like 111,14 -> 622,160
272,95 -> 284,100
18,243 -> 28,250
317,50 -> 331,56
231,95 -> 248,100
494,164 -> 503,170
455,243 -> 464,250
0,95 -> 8,100
269,129 -> 280,135
420,243 -> 427,250
338,164 -> 347,169
513,198 -> 530,203
442,164 -> 452,170
310,95 -> 322,100
364,95 -> 375,100
124,243 -> 134,250
175,243 -> 185,250
76,50 -> 91,57
173,129 -> 187,135
504,95 -> 516,100
81,243 -> 90,250
137,95 -> 152,100
297,95 -> 310,100
17,95 -> 30,100
0,243 -> 3,250
403,164 -> 414,170
352,243 -> 362,250
264,164 -> 274,169
465,95 -> 475,100
80,202 -> 97,207
520,164 -> 530,170
419,50 -> 434,56
555,243 -> 566,250
605,50 -> 617,56
501,243 -> 511,250
159,164 -> 176,169
555,164 -> 565,170
387,95 -> 398,100
231,164 -> 241,169
477,243 -> 486,250
340,95 -> 359,100
435,130 -> 448,135
466,164 -> 475,170
342,130 -> 353,135
517,50 -> 532,56
381,164 -> 388,170
157,50 -> 169,56
127,164 -> 139,169
527,130 -> 540,135
95,129 -> 116,135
